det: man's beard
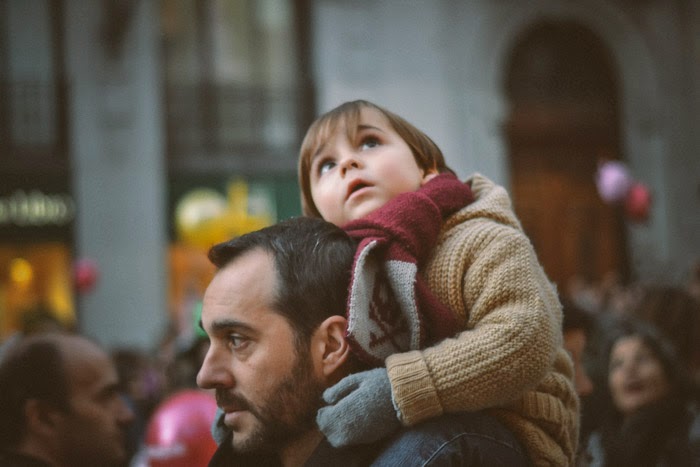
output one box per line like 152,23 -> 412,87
216,345 -> 326,454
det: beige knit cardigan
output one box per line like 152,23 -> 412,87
386,173 -> 580,466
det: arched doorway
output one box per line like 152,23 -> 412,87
503,21 -> 629,291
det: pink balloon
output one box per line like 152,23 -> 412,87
145,390 -> 218,467
596,161 -> 634,204
625,182 -> 652,223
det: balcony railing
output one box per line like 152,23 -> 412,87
165,82 -> 313,173
0,80 -> 70,174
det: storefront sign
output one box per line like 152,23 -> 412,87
0,190 -> 76,227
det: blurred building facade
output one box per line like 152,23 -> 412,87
1,0 -> 698,350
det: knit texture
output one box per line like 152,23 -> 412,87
385,173 -> 580,466
343,173 -> 473,365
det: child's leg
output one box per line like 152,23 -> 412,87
370,411 -> 530,467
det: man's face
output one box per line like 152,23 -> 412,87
197,248 -> 327,453
55,340 -> 134,467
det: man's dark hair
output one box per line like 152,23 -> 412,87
0,335 -> 71,448
208,216 -> 356,347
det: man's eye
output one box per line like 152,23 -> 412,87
359,137 -> 380,151
228,334 -> 247,348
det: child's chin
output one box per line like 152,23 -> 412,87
349,201 -> 384,221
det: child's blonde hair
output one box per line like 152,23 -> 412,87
298,100 -> 453,217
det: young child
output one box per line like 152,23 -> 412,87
298,100 -> 579,466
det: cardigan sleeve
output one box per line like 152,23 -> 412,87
386,220 -> 562,426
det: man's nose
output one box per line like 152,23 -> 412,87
117,396 -> 136,425
197,346 -> 232,389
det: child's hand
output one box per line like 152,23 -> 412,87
317,367 -> 401,447
211,406 -> 230,445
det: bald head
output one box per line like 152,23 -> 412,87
0,333 -> 134,467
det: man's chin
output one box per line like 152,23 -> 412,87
230,427 -> 269,454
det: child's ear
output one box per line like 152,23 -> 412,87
311,315 -> 351,379
420,169 -> 439,186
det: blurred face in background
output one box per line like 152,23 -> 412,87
608,335 -> 671,416
56,339 -> 135,467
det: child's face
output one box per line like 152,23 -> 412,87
308,107 -> 435,225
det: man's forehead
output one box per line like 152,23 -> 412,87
61,339 -> 116,391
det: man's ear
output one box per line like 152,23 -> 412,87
311,315 -> 351,379
24,399 -> 62,438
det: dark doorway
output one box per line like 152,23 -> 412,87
503,21 -> 629,290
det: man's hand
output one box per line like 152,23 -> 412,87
316,368 -> 401,447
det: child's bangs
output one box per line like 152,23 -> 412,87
302,104 -> 362,164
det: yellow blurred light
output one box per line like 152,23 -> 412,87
9,258 -> 34,286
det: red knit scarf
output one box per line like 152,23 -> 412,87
342,173 -> 474,365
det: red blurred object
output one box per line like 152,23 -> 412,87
145,390 -> 218,467
625,182 -> 652,223
74,258 -> 100,294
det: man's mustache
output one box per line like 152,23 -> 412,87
216,390 -> 253,413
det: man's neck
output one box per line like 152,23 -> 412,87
15,438 -> 59,466
279,428 -> 324,467
0,449 -> 56,467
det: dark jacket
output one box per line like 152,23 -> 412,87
208,435 -> 384,467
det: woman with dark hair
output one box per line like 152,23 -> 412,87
585,318 -> 700,466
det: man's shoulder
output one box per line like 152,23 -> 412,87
207,437 -> 385,467
304,437 -> 386,466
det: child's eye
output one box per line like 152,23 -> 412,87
317,160 -> 336,176
359,137 -> 380,151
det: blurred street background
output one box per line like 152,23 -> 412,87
1,0 -> 698,356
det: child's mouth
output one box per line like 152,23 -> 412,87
347,180 -> 371,199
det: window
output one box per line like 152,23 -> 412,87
162,0 -> 313,174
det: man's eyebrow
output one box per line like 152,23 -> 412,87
204,318 -> 256,334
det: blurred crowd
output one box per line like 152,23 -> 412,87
563,260 -> 700,465
0,307 -> 216,467
1,259 -> 699,466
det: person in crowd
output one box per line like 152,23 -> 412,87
561,297 -> 603,466
584,318 -> 700,466
629,285 -> 700,391
112,347 -> 163,464
294,99 -> 578,465
198,216 -> 530,466
562,298 -> 596,398
0,332 -> 135,467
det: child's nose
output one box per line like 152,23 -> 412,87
339,155 -> 361,176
